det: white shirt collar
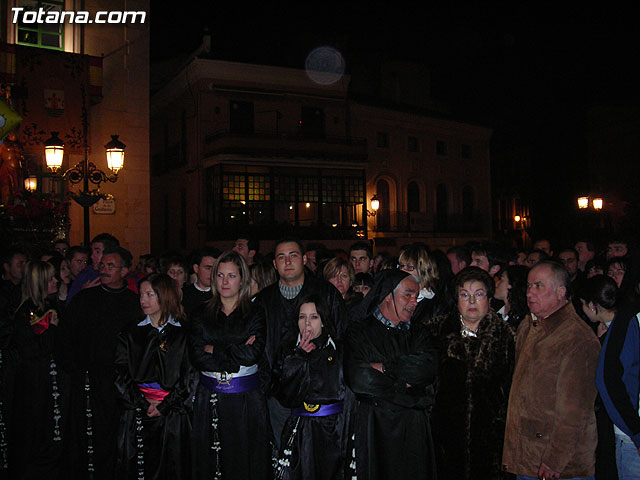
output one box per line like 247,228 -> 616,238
193,282 -> 211,292
418,287 -> 435,301
137,315 -> 181,330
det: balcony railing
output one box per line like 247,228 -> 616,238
203,129 -> 368,162
373,211 -> 488,234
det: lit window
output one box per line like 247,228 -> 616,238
16,0 -> 65,51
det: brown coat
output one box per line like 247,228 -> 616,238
502,302 -> 600,477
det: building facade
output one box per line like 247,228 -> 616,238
151,46 -> 492,254
0,0 -> 150,257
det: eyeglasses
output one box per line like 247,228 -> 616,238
99,262 -> 122,270
458,291 -> 487,301
397,264 -> 416,272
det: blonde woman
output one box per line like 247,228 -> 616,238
322,257 -> 359,307
9,261 -> 64,478
189,250 -> 270,479
398,244 -> 453,321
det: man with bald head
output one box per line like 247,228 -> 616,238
502,260 -> 600,480
345,270 -> 438,479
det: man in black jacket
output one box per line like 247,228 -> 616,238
255,237 -> 347,448
181,246 -> 219,318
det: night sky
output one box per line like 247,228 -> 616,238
152,2 -> 640,241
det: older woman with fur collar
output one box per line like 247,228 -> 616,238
425,266 -> 515,480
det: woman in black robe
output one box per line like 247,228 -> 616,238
8,260 -> 65,479
189,250 -> 270,479
272,293 -> 352,480
114,273 -> 194,479
425,267 -> 515,480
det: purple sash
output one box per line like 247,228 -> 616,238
292,402 -> 343,417
199,372 -> 260,393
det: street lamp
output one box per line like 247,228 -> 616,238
44,132 -> 65,172
577,197 -> 589,209
576,196 -> 604,211
366,194 -> 380,217
24,175 -> 38,192
105,135 -> 126,173
592,198 -> 603,210
44,130 -> 126,245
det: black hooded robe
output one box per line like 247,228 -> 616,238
272,328 -> 354,480
344,270 -> 438,480
114,320 -> 195,479
188,303 -> 271,480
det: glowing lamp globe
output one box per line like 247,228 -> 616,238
592,198 -> 603,210
44,132 -> 64,172
104,135 -> 126,174
577,197 -> 589,209
370,194 -> 380,212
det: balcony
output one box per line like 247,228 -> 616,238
203,129 -> 367,163
373,211 -> 488,234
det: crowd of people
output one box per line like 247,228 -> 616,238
0,232 -> 639,480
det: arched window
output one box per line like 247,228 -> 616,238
376,179 -> 390,231
462,186 -> 475,222
408,182 -> 420,213
436,183 -> 448,231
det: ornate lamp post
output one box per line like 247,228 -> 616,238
44,131 -> 125,245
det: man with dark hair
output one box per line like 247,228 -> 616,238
66,245 -> 90,280
256,236 -> 347,448
65,245 -> 141,479
53,239 -> 70,257
349,241 -> 373,274
67,233 -> 120,303
304,242 -> 327,274
575,239 -> 595,272
607,238 -> 629,260
181,246 -> 219,317
470,242 -> 506,277
502,260 -> 600,480
232,237 -> 259,265
446,246 -> 470,275
557,248 -> 580,284
532,238 -> 553,257
0,247 -> 27,314
525,249 -> 549,268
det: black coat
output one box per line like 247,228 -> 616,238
255,275 -> 348,371
114,320 -> 195,479
64,284 -> 141,480
426,310 -> 515,480
345,306 -> 439,480
272,332 -> 352,480
188,303 -> 271,480
7,298 -> 66,479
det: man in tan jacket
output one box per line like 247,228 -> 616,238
502,260 -> 600,480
